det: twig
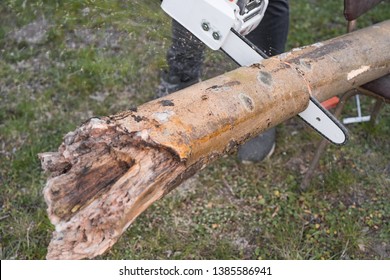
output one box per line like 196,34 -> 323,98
0,215 -> 9,221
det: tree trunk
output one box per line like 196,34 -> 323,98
39,21 -> 390,259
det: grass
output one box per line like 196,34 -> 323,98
1,0 -> 389,260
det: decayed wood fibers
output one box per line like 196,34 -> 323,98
40,118 -> 191,259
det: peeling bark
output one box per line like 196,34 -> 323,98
39,21 -> 390,259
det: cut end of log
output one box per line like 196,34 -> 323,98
39,117 -> 187,259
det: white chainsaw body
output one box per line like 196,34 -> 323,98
161,0 -> 268,50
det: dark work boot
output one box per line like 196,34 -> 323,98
237,127 -> 276,163
156,70 -> 200,98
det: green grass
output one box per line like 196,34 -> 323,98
1,0 -> 389,260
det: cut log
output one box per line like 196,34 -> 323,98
39,21 -> 390,259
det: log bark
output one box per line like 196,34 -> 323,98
39,21 -> 390,259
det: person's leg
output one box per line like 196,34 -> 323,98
246,0 -> 289,57
156,19 -> 205,98
238,0 -> 289,163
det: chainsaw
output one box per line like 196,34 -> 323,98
161,0 -> 348,145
